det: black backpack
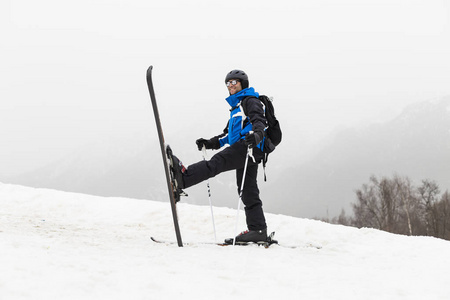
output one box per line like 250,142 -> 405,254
243,95 -> 282,180
258,95 -> 282,153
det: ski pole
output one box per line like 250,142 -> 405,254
202,145 -> 217,242
233,146 -> 251,246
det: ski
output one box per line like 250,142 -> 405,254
151,232 -> 281,249
151,234 -> 321,249
151,237 -> 228,247
151,237 -> 274,248
146,65 -> 183,247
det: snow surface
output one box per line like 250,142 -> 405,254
1,183 -> 450,299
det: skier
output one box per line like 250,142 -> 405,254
170,69 -> 269,244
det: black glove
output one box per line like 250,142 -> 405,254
244,131 -> 264,147
196,137 -> 220,151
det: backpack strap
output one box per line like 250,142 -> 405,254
240,96 -> 259,116
242,96 -> 270,182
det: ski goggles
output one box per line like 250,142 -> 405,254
226,80 -> 240,87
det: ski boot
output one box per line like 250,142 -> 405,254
166,145 -> 187,202
224,228 -> 268,245
225,230 -> 278,248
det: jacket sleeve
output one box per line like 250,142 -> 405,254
243,97 -> 267,134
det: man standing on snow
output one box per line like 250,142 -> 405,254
170,69 -> 269,244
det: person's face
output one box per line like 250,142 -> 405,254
226,79 -> 242,95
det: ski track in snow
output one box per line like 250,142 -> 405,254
1,183 -> 450,299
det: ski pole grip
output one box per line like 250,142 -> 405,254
246,131 -> 256,163
248,146 -> 255,163
202,145 -> 207,159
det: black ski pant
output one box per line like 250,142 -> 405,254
183,140 -> 267,231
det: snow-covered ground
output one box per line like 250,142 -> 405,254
1,183 -> 449,299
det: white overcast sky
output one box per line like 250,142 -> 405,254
1,0 -> 449,176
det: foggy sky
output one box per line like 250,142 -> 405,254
1,0 -> 450,179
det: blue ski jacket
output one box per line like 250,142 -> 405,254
217,87 -> 267,151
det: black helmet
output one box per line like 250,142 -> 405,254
225,69 -> 249,89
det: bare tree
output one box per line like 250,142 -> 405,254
418,179 -> 440,237
353,176 -> 383,230
353,175 -> 399,232
377,176 -> 399,232
331,209 -> 351,226
353,175 -> 422,236
392,175 -> 416,235
343,176 -> 450,241
437,191 -> 450,239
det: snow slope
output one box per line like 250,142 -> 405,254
1,183 -> 449,299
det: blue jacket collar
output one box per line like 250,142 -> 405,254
225,87 -> 259,108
